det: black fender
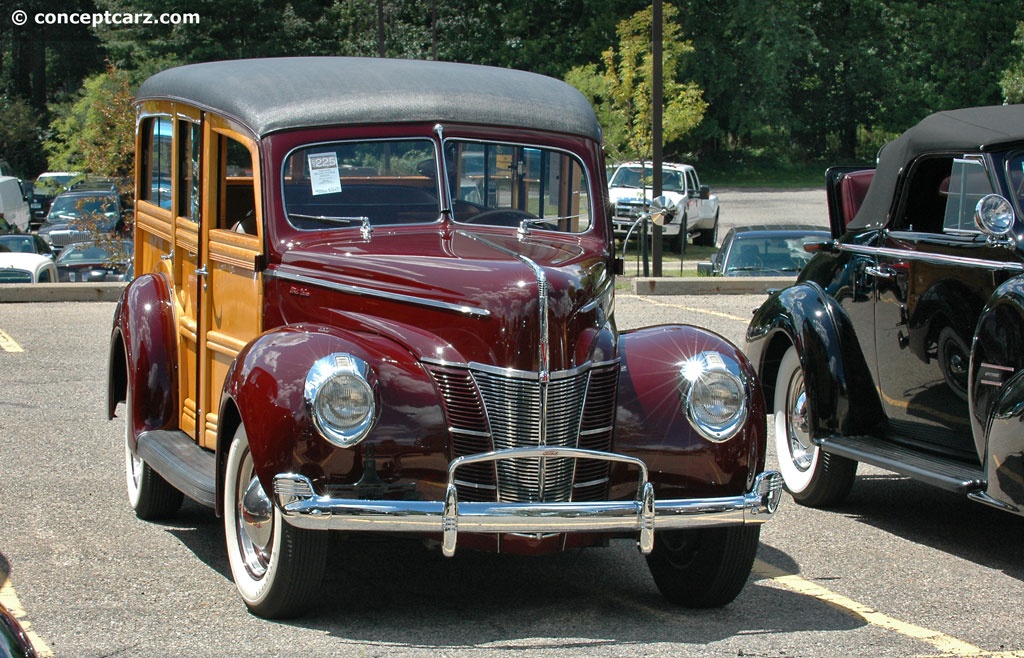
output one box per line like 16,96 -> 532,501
613,324 -> 766,500
746,281 -> 883,439
971,275 -> 1024,510
107,273 -> 178,448
216,323 -> 449,512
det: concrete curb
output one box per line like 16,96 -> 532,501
0,276 -> 794,302
0,282 -> 127,303
631,276 -> 794,295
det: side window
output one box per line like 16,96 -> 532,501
178,120 -> 201,222
894,156 -> 954,233
942,157 -> 994,233
214,133 -> 257,233
140,117 -> 173,210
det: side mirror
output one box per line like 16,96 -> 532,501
975,194 -> 1014,237
699,184 -> 711,200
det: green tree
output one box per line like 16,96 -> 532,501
565,5 -> 707,163
1002,22 -> 1024,103
45,66 -> 135,187
0,95 -> 46,178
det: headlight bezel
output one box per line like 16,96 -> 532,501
304,353 -> 378,448
677,351 -> 749,442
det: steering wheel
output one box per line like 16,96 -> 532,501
459,208 -> 537,227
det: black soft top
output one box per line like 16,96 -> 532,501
850,104 -> 1024,230
137,57 -> 602,141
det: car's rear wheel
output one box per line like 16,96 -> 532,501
646,525 -> 760,607
695,210 -> 719,247
124,385 -> 183,520
773,345 -> 856,507
224,424 -> 327,619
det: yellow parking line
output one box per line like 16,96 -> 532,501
0,568 -> 54,657
753,559 -> 1022,656
636,296 -> 751,323
0,329 -> 23,353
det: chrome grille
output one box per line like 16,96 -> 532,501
427,361 -> 619,504
49,230 -> 91,249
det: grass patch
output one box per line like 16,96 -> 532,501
617,241 -> 717,277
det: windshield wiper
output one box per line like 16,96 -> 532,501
288,214 -> 373,240
288,213 -> 367,225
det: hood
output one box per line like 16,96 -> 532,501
271,226 -> 617,373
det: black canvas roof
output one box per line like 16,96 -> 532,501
850,104 -> 1024,229
137,57 -> 603,141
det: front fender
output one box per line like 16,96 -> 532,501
107,273 -> 178,446
746,281 -> 882,438
219,323 -> 449,504
971,275 -> 1024,510
614,324 -> 766,499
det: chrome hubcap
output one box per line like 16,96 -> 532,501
786,369 -> 814,472
234,450 -> 273,579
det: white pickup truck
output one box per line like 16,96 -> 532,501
608,161 -> 720,248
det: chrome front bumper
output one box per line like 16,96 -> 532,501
273,446 -> 783,557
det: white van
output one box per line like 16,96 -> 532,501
0,176 -> 30,233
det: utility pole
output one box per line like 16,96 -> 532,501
652,0 -> 664,277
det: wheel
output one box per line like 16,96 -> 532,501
223,424 -> 328,619
665,213 -> 686,252
646,525 -> 761,607
773,346 -> 856,507
124,385 -> 183,520
937,327 -> 969,401
695,211 -> 719,247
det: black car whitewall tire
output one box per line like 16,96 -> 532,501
223,424 -> 327,619
124,385 -> 183,520
773,346 -> 856,507
646,525 -> 760,607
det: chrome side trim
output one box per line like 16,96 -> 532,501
268,268 -> 491,318
839,243 -> 1024,272
274,448 -> 783,557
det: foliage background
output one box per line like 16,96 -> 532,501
3,0 -> 1024,182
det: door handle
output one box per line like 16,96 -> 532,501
194,265 -> 208,277
865,265 -> 896,279
160,251 -> 174,261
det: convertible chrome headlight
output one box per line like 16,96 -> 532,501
304,353 -> 377,447
677,351 -> 748,442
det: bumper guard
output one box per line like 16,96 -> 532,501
273,446 -> 783,557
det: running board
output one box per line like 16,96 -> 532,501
136,430 -> 217,508
819,435 -> 985,495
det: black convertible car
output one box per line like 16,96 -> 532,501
747,104 -> 1024,517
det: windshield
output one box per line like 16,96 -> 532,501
282,137 -> 593,234
49,195 -> 117,218
447,140 -> 592,232
609,165 -> 685,193
283,139 -> 440,229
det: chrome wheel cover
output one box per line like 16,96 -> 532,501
232,448 -> 274,580
785,367 -> 814,472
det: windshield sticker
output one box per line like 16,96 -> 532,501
308,152 -> 342,196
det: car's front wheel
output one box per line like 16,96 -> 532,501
773,345 -> 856,507
124,385 -> 183,520
646,525 -> 760,607
223,424 -> 328,619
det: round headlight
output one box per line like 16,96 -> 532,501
305,354 -> 377,447
678,352 -> 748,442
